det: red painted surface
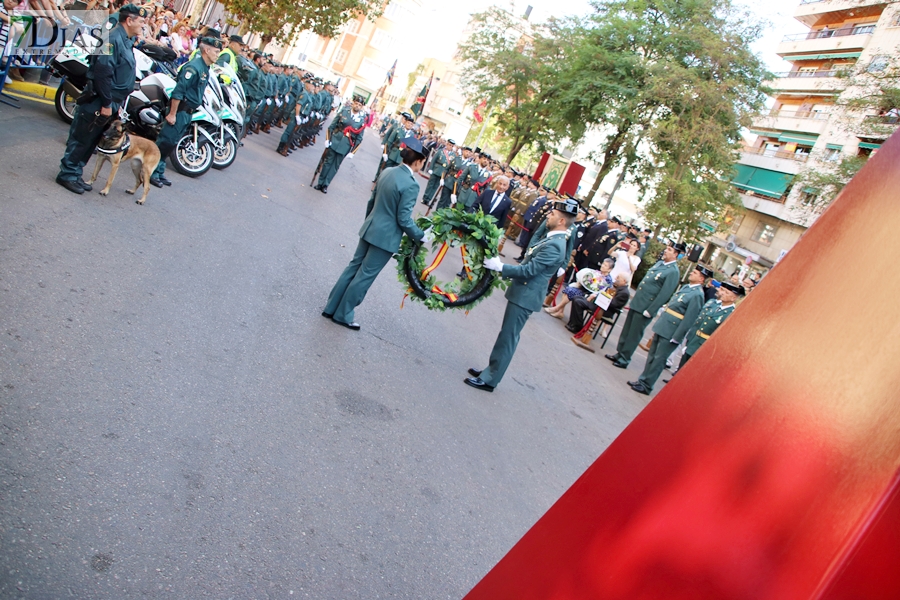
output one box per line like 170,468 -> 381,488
559,162 -> 585,197
464,132 -> 900,600
533,152 -> 550,182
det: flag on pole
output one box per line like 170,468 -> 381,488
473,99 -> 487,123
385,59 -> 397,85
410,72 -> 433,118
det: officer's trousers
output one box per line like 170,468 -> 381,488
153,111 -> 192,178
637,334 -> 680,390
422,174 -> 442,204
480,301 -> 531,387
317,148 -> 346,187
58,98 -> 116,182
613,309 -> 652,366
323,238 -> 393,325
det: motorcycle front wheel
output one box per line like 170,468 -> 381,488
170,132 -> 213,177
211,125 -> 239,170
55,85 -> 77,124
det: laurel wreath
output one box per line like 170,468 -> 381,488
395,206 -> 508,311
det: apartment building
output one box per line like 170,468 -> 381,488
705,0 -> 900,279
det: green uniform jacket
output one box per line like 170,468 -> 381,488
243,67 -> 261,99
383,126 -> 410,163
91,24 -> 136,106
629,261 -> 681,316
685,300 -> 735,355
500,233 -> 568,312
457,163 -> 490,208
441,153 -> 463,189
298,90 -> 314,116
171,54 -> 210,109
360,165 -> 425,253
429,148 -> 448,177
652,283 -> 705,341
328,106 -> 366,155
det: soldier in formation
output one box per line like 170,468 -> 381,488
313,94 -> 368,193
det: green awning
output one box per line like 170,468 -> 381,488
825,143 -> 843,150
782,52 -> 861,61
858,141 -> 882,150
731,165 -> 795,199
749,129 -> 777,138
778,132 -> 819,145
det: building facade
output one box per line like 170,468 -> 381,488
706,0 -> 900,279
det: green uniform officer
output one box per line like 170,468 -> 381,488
374,112 -> 414,182
150,33 -> 221,187
453,152 -> 491,209
56,4 -> 145,194
323,137 -> 431,330
421,140 -> 450,206
606,242 -> 684,368
628,265 -> 710,395
436,147 -> 468,210
277,75 -> 314,154
679,281 -> 742,368
465,200 -> 579,392
314,95 -> 367,192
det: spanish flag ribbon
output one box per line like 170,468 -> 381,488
420,242 -> 448,280
430,285 -> 458,303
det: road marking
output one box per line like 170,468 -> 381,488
2,91 -> 55,107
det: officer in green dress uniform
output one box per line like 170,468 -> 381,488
421,139 -> 450,206
464,199 -> 579,392
313,94 -> 367,192
323,137 -> 433,331
56,4 -> 146,194
436,145 -> 467,210
606,242 -> 684,368
150,32 -> 221,187
374,112 -> 414,182
678,280 -> 742,368
627,265 -> 710,395
453,152 -> 491,209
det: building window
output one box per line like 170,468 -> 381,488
383,1 -> 414,23
334,49 -> 348,65
867,55 -> 889,73
750,222 -> 778,246
357,57 -> 387,82
730,213 -> 744,234
823,145 -> 842,162
800,190 -> 819,205
370,28 -> 397,52
344,19 -> 360,35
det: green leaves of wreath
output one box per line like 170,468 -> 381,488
395,206 -> 508,311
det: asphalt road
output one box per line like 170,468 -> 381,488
0,97 -> 656,598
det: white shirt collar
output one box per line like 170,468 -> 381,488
547,229 -> 568,237
688,283 -> 701,288
663,260 -> 677,265
402,164 -> 414,175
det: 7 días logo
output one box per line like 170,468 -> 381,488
9,10 -> 111,57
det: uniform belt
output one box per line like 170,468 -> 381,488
178,103 -> 199,114
665,308 -> 685,320
697,331 -> 710,340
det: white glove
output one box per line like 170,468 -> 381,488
557,267 -> 565,277
346,153 -> 353,159
422,228 -> 435,244
325,140 -> 331,148
483,256 -> 504,272
428,169 -> 433,175
275,99 -> 282,107
382,153 -> 388,162
285,95 -> 291,103
295,115 -> 302,125
670,339 -> 680,345
302,116 -> 309,124
266,98 -> 272,105
439,178 -> 444,187
450,194 -> 457,205
643,310 -> 652,318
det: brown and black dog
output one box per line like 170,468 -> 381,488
86,120 -> 161,205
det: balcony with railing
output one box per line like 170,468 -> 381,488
742,146 -> 810,163
794,0 -> 888,24
777,24 -> 875,55
755,109 -> 831,135
767,70 -> 846,93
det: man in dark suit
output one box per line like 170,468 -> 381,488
579,217 -> 622,271
566,273 -> 631,333
323,136 -> 433,330
465,199 -> 579,392
472,175 -> 512,227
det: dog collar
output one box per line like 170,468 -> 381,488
97,134 -> 131,155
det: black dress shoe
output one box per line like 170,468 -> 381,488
76,178 -> 92,191
464,377 -> 494,392
612,360 -> 628,369
662,379 -> 671,384
159,176 -> 172,186
629,382 -> 651,395
149,178 -> 164,188
321,311 -> 333,319
627,380 -> 641,387
320,186 -> 328,194
331,318 -> 360,330
467,368 -> 482,377
566,325 -> 579,333
313,184 -> 321,191
604,354 -> 620,362
56,176 -> 84,194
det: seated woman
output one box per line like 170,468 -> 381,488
544,258 -> 614,319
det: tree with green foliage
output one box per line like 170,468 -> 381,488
222,0 -> 382,48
